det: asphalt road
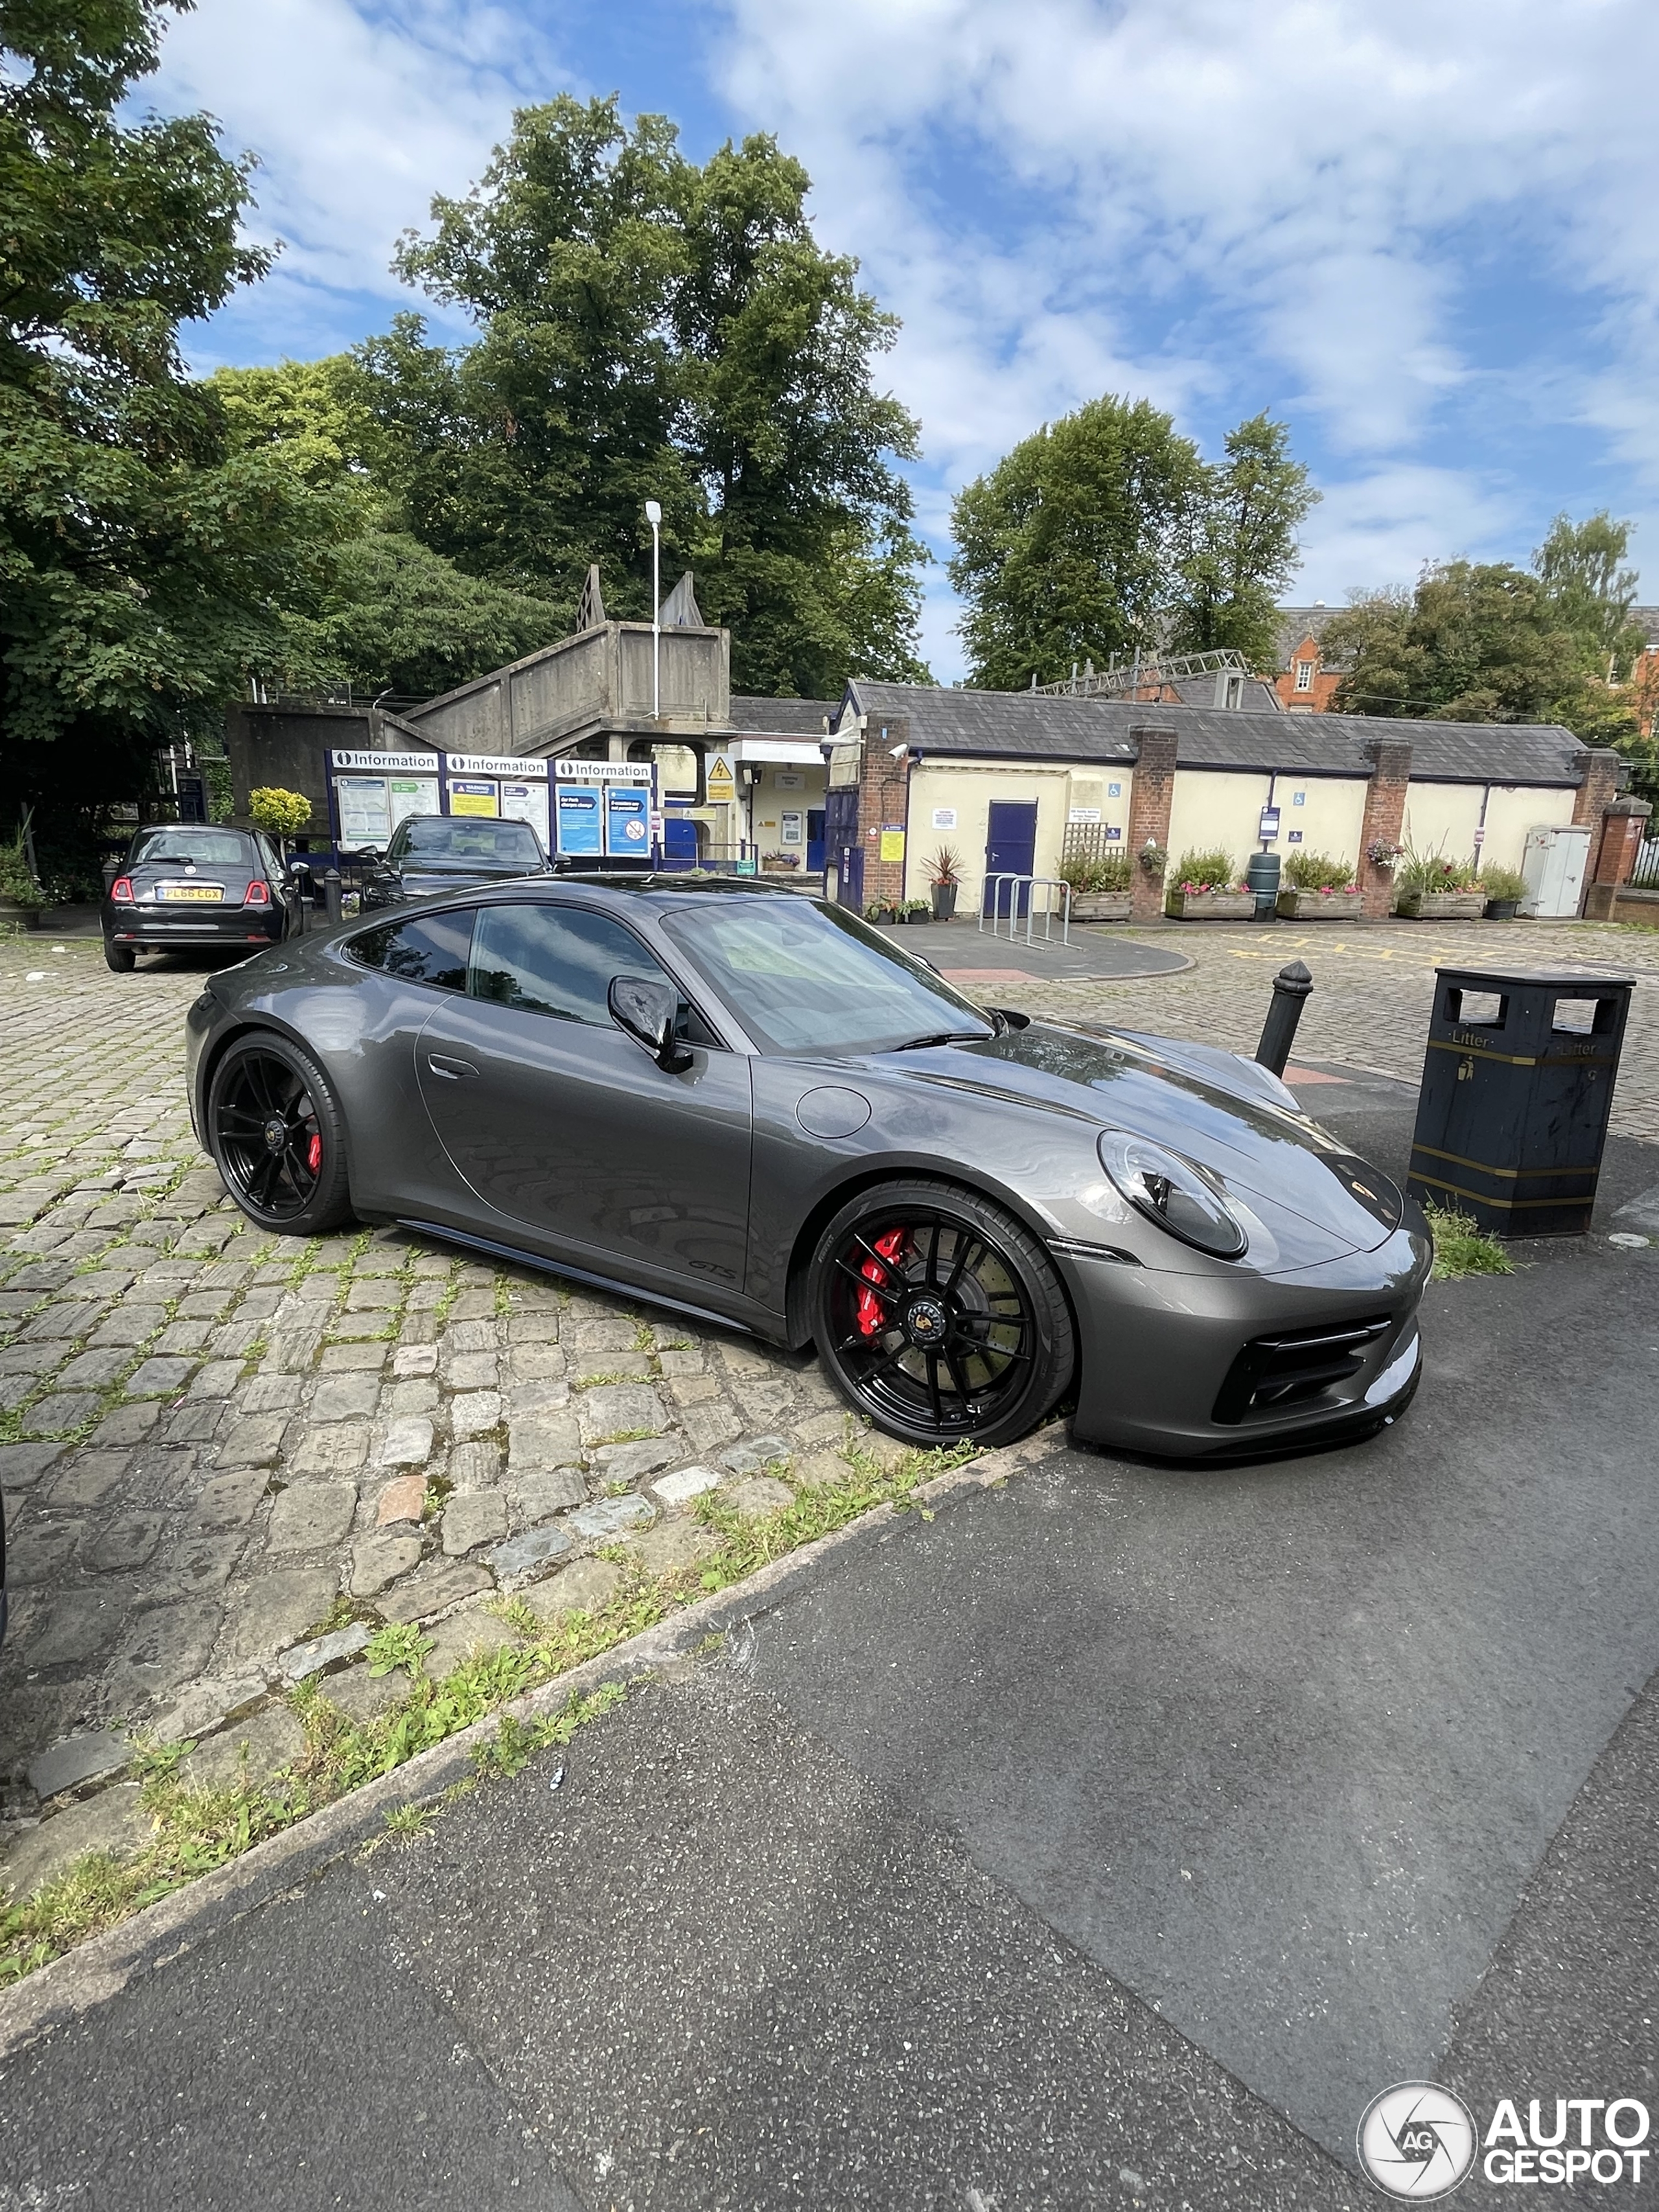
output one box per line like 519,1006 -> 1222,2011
1,1072 -> 1655,2211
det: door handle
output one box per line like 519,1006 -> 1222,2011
427,1053 -> 479,1080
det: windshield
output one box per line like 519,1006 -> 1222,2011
662,899 -> 994,1055
395,816 -> 543,865
130,828 -> 254,868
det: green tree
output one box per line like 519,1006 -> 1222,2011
1533,510 -> 1645,678
365,96 -> 927,695
0,0 -> 343,806
209,356 -> 563,696
949,396 -> 1207,690
1166,413 -> 1317,670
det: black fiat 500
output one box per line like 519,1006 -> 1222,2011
102,824 -> 304,972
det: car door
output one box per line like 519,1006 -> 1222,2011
415,900 -> 753,1292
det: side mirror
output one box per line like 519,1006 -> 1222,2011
608,974 -> 692,1073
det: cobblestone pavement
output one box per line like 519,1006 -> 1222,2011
2,917 -> 1657,1896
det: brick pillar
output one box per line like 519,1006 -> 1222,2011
1358,737 -> 1413,920
858,714 -> 911,910
1583,795 -> 1651,920
1127,723 -> 1178,920
1570,747 -> 1623,916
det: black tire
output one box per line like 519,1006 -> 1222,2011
809,1178 -> 1074,1450
207,1031 -> 355,1237
104,940 -> 135,973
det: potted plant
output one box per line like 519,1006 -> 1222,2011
864,898 -> 896,925
1275,850 -> 1363,919
926,845 -> 962,920
1394,847 -> 1487,920
0,831 -> 45,931
1059,850 -> 1134,922
903,897 -> 932,924
1479,864 -> 1526,920
1164,849 -> 1254,920
761,849 -> 802,873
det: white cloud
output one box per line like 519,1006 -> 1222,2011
152,0 -> 563,313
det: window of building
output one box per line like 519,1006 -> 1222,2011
1294,660 -> 1314,692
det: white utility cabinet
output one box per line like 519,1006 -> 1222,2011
1519,822 -> 1590,918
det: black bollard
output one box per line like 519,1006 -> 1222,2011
1255,959 -> 1313,1077
323,867 -> 342,926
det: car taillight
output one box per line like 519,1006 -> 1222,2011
244,880 -> 271,907
111,876 -> 134,902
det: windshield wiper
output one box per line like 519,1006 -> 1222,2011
892,1029 -> 995,1051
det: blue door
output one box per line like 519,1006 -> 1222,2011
806,808 -> 826,874
983,800 -> 1038,918
824,786 -> 861,911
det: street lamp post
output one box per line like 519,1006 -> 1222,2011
644,500 -> 662,723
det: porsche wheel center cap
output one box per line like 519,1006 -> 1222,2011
262,1117 -> 287,1154
904,1296 -> 947,1345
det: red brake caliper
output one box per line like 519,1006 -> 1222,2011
307,1132 -> 322,1174
856,1228 -> 908,1337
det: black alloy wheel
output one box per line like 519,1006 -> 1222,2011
208,1034 -> 354,1236
810,1178 -> 1074,1449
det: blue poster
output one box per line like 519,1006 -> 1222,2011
605,785 -> 650,856
555,786 -> 602,856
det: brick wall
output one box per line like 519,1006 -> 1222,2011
1357,738 -> 1412,920
857,713 -> 912,910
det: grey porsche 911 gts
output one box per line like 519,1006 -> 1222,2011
183,877 -> 1430,1458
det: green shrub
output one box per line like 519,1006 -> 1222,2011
1282,850 -> 1356,892
1059,852 -> 1133,893
1169,848 -> 1238,894
1478,864 -> 1526,903
1398,844 -> 1479,894
248,787 -> 312,839
0,834 -> 43,907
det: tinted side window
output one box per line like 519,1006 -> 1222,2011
468,905 -> 667,1026
345,909 -> 474,990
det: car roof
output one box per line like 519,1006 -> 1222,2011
548,873 -> 815,903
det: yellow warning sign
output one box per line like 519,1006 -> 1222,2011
880,830 -> 906,864
706,752 -> 735,802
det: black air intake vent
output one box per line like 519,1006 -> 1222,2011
1212,1316 -> 1395,1424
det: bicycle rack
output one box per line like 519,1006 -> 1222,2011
979,874 -> 1072,947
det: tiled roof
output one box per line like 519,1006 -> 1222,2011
727,696 -> 837,736
841,679 -> 1590,786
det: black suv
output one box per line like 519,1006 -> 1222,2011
102,824 -> 305,972
356,813 -> 553,909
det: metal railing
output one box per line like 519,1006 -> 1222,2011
1630,837 -> 1659,890
979,874 -> 1072,947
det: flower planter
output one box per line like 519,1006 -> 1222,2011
930,881 -> 959,921
1394,891 -> 1487,920
1164,890 -> 1256,921
0,900 -> 41,933
1484,898 -> 1521,922
1070,892 -> 1135,922
1275,889 -> 1363,920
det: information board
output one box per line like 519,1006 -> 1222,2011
605,786 -> 651,856
556,786 -> 603,855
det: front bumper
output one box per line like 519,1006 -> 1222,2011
1057,1220 -> 1432,1460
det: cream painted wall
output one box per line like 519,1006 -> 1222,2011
903,762 -> 1077,906
1401,784 -> 1484,870
1271,777 -> 1369,873
1470,785 -> 1576,875
747,762 -> 826,857
1166,772 -> 1271,879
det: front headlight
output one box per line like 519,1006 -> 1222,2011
1098,1130 -> 1249,1259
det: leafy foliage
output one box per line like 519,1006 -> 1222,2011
0,0 -> 347,800
1423,1202 -> 1514,1281
364,97 -> 929,697
1168,848 -> 1240,894
949,399 -> 1315,688
246,786 -> 311,838
1282,850 -> 1356,891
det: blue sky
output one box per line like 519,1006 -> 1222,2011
152,0 -> 1659,682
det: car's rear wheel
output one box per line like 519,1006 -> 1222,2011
104,941 -> 135,973
809,1179 -> 1074,1450
207,1033 -> 354,1236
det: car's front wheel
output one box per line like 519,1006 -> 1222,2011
207,1032 -> 355,1236
809,1179 -> 1074,1450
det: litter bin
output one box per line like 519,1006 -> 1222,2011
1246,850 -> 1281,920
1408,966 -> 1634,1235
